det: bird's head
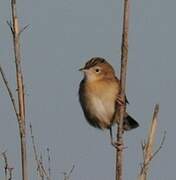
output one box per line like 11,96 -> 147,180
79,57 -> 115,82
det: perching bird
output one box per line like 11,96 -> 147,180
79,57 -> 139,145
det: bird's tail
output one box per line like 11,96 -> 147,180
123,114 -> 139,131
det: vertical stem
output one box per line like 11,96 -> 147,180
11,0 -> 28,180
116,0 -> 130,180
139,104 -> 159,180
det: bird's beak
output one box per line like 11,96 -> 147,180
79,67 -> 86,72
79,68 -> 84,71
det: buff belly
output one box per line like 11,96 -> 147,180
85,94 -> 115,129
79,78 -> 119,129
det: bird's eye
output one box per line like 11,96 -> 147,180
95,68 -> 100,73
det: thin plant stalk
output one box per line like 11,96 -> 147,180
138,104 -> 160,180
11,0 -> 28,180
116,0 -> 130,180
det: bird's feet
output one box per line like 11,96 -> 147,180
116,95 -> 126,106
111,140 -> 127,150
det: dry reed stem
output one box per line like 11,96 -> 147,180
138,104 -> 160,180
116,0 -> 130,180
0,0 -> 28,179
10,0 -> 28,180
1,1 -> 29,179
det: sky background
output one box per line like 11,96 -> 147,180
0,0 -> 175,179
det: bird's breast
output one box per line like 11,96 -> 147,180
87,93 -> 114,122
82,80 -> 119,129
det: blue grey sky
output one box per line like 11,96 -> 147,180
0,0 -> 175,179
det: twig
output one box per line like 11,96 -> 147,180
19,24 -> 30,36
6,20 -> 14,34
116,0 -> 130,180
39,153 -> 52,180
40,162 -> 52,180
30,123 -> 45,180
0,65 -> 19,119
141,140 -> 146,160
30,123 -> 41,177
62,165 -> 75,180
30,123 -> 52,180
39,154 -> 45,180
149,131 -> 166,161
67,165 -> 75,178
47,147 -> 51,178
138,104 -> 160,180
8,167 -> 14,180
1,151 -> 14,180
2,151 -> 8,180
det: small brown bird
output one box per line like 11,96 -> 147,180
79,57 -> 139,145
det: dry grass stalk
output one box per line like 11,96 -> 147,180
40,161 -> 52,180
2,151 -> 8,180
47,147 -> 51,178
30,123 -> 44,179
39,154 -> 45,180
10,0 -> 28,179
138,104 -> 160,180
0,0 -> 28,179
62,165 -> 75,180
8,167 -> 14,180
30,123 -> 52,180
116,0 -> 130,180
0,66 -> 19,118
1,151 -> 14,180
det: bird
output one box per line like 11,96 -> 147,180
78,57 -> 139,146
